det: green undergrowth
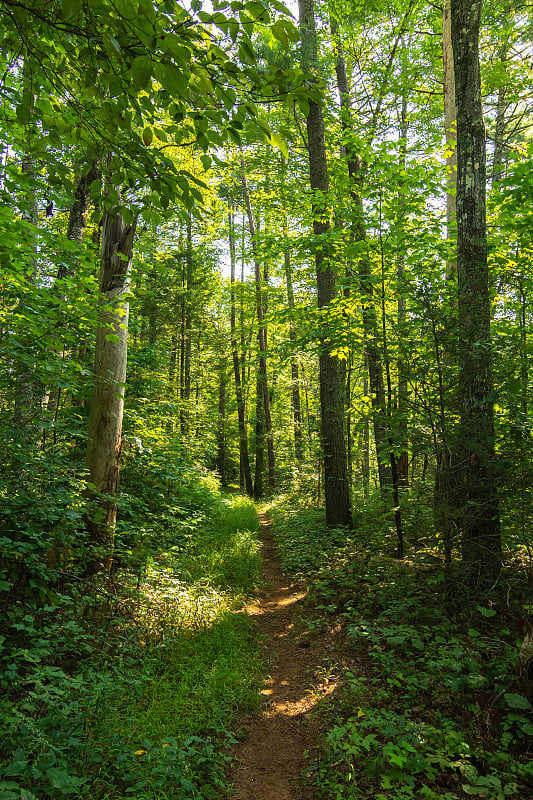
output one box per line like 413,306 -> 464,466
267,495 -> 533,800
0,488 -> 262,800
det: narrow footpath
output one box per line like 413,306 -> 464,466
228,512 -> 347,800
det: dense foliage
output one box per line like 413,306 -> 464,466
268,496 -> 533,799
0,0 -> 532,795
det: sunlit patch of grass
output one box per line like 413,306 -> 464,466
81,492 -> 263,799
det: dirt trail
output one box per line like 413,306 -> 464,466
228,512 -> 344,800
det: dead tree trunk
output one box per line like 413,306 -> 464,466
85,200 -> 136,574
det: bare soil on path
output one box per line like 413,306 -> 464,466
227,512 -> 355,800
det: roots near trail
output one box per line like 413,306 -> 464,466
228,513 -> 346,800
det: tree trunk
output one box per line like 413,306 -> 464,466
240,156 -> 275,494
58,159 -> 101,278
451,0 -> 501,581
362,371 -> 370,500
216,355 -> 228,486
229,208 -> 253,496
492,83 -> 507,185
14,57 -> 39,437
180,214 -> 193,438
443,0 -> 457,282
331,20 -> 391,498
85,203 -> 136,574
396,53 -> 409,489
284,245 -> 304,463
14,152 -> 39,434
253,368 -> 265,499
299,0 -> 350,527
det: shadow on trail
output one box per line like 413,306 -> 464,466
227,513 -> 356,800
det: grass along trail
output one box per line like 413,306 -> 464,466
227,512 -> 345,800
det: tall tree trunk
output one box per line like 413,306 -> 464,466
253,368 -> 265,498
240,156 -> 275,494
396,49 -> 409,489
331,20 -> 391,497
443,0 -> 457,282
299,0 -> 350,527
284,245 -> 304,463
47,160 -> 102,420
167,334 -> 177,435
180,215 -> 193,437
452,0 -> 501,581
229,208 -> 253,496
492,81 -> 508,186
434,2 -> 460,560
362,371 -> 370,500
14,57 -> 39,437
14,152 -> 39,433
85,202 -> 136,573
380,226 -> 404,557
216,355 -> 228,486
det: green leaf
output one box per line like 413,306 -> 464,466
271,20 -> 288,48
155,63 -> 189,96
15,104 -> 31,125
103,30 -> 122,56
131,56 -> 152,89
504,693 -> 532,710
477,605 -> 497,617
268,131 -> 288,158
115,0 -> 137,18
142,128 -> 153,146
222,86 -> 237,111
227,127 -> 242,146
238,40 -> 255,63
245,0 -> 269,20
61,0 -> 83,19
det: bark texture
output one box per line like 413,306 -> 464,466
85,206 -> 136,573
300,0 -> 350,527
452,0 -> 501,580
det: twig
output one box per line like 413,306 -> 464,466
51,569 -> 147,631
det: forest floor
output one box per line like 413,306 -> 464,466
227,512 -> 361,800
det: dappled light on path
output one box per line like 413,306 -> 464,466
228,513 -> 345,800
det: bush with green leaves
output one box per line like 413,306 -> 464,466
0,484 -> 262,800
268,499 -> 533,800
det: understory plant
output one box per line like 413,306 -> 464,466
0,482 -> 262,800
267,496 -> 533,800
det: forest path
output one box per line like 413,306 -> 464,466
227,512 -> 348,800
